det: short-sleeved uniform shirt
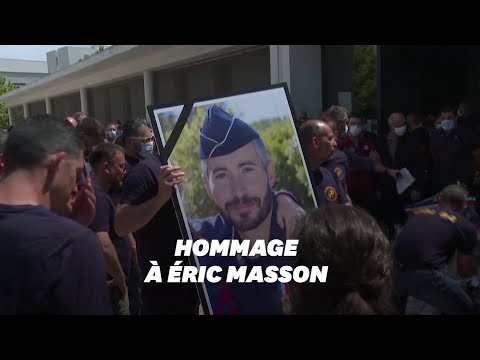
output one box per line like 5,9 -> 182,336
394,206 -> 478,270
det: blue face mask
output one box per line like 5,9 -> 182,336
441,119 -> 455,131
139,141 -> 154,158
107,130 -> 116,139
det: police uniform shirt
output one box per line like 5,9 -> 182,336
313,166 -> 349,206
393,206 -> 477,270
0,204 -> 111,314
323,149 -> 348,188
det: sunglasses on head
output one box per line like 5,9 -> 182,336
133,136 -> 155,144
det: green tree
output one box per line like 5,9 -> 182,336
0,74 -> 16,129
79,45 -> 107,62
353,45 -> 377,116
96,45 -> 105,53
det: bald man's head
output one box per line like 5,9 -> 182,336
300,119 -> 336,168
300,120 -> 328,145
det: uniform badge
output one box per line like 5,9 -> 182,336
334,167 -> 344,180
324,186 -> 338,202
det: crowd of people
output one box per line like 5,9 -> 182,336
0,99 -> 479,315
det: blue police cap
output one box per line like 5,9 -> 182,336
199,105 -> 260,159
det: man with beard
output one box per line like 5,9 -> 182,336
89,143 -> 131,315
192,105 -> 302,315
120,118 -> 155,171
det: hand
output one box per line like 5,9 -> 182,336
107,274 -> 127,297
157,165 -> 185,202
387,168 -> 400,179
276,193 -> 306,238
410,189 -> 421,203
67,177 -> 96,226
369,150 -> 381,162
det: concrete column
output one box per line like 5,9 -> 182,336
80,88 -> 89,115
270,45 -> 323,119
45,97 -> 52,114
8,107 -> 13,126
269,45 -> 291,88
23,103 -> 29,119
143,71 -> 154,121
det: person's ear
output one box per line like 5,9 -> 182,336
267,160 -> 276,188
43,152 -> 68,193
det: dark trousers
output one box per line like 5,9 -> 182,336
128,266 -> 143,315
392,263 -> 477,315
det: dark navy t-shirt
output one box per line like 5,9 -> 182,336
90,185 -> 131,279
394,207 -> 478,269
124,153 -> 140,173
120,154 -> 198,311
313,166 -> 349,206
0,204 -> 111,315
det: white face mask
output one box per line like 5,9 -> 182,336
435,122 -> 442,130
349,124 -> 361,137
393,125 -> 406,136
139,141 -> 154,158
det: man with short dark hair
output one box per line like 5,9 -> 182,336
106,122 -> 118,144
77,117 -> 106,161
0,116 -> 111,314
121,118 -> 154,171
393,184 -> 479,314
89,143 -> 131,315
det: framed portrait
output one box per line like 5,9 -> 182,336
148,84 -> 318,315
